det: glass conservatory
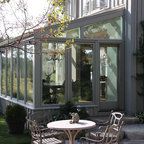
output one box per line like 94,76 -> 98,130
0,9 -> 124,115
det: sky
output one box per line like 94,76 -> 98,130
27,0 -> 48,18
0,0 -> 49,37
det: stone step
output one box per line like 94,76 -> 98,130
120,139 -> 144,144
89,116 -> 140,125
123,116 -> 139,124
121,124 -> 144,140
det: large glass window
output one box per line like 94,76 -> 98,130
1,45 -> 33,102
1,50 -> 6,95
82,0 -> 90,16
67,0 -> 77,19
100,0 -> 108,8
7,49 -> 11,96
81,0 -> 108,16
12,48 -> 18,98
100,46 -> 118,102
66,28 -> 80,38
19,48 -> 25,100
72,44 -> 93,103
42,43 -> 65,104
26,45 -> 34,103
83,17 -> 122,39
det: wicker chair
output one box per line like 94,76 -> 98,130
90,111 -> 124,130
80,111 -> 124,144
108,111 -> 124,126
27,119 -> 63,144
95,111 -> 124,126
27,112 -> 51,127
80,121 -> 124,144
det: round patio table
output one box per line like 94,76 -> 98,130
47,119 -> 96,144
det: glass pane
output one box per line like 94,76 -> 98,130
7,49 -> 11,96
83,17 -> 122,39
12,48 -> 18,98
92,0 -> 97,10
1,51 -> 6,95
42,43 -> 65,104
100,46 -> 118,102
72,44 -> 93,103
82,0 -> 108,16
66,28 -> 80,38
26,45 -> 34,103
19,48 -> 25,100
82,0 -> 90,16
100,0 -> 108,8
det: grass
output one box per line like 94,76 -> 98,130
0,115 -> 31,144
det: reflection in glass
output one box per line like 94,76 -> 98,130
100,0 -> 108,8
42,43 -> 65,104
82,0 -> 90,16
100,46 -> 118,101
1,51 -> 6,95
72,44 -> 93,103
12,48 -> 18,98
19,48 -> 25,100
7,49 -> 11,96
66,28 -> 80,38
83,17 -> 122,39
82,0 -> 108,16
26,45 -> 34,102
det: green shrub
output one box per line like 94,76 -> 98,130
52,101 -> 89,120
5,104 -> 27,134
136,112 -> 144,123
77,107 -> 89,119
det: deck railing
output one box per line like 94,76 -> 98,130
110,0 -> 125,8
67,0 -> 125,19
82,0 -> 125,17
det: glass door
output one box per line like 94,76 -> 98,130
71,43 -> 93,103
99,44 -> 122,111
43,38 -> 123,111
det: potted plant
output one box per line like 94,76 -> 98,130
5,104 -> 27,134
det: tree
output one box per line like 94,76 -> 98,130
0,0 -> 70,51
0,0 -> 10,3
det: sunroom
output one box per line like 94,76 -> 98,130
0,8 -> 124,116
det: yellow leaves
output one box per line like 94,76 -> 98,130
46,0 -> 70,38
65,39 -> 75,48
40,28 -> 45,33
50,28 -> 53,34
51,0 -> 65,7
0,0 -> 10,3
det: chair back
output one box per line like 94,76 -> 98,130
29,112 -> 51,126
104,121 -> 124,144
27,119 -> 42,143
109,111 -> 124,126
80,120 -> 124,144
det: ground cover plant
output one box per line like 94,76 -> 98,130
0,115 -> 31,144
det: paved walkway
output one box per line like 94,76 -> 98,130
63,116 -> 144,143
89,116 -> 144,144
120,124 -> 144,144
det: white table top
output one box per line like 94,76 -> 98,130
47,119 -> 96,130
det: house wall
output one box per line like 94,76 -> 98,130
1,0 -> 144,116
0,99 -> 9,114
124,0 -> 144,115
136,0 -> 144,112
